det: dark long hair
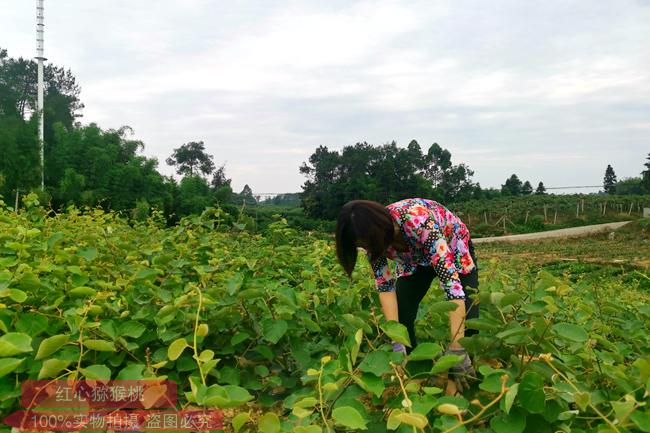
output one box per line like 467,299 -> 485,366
335,200 -> 394,277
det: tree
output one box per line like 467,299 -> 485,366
299,140 -> 477,219
0,47 -> 83,137
603,165 -> 617,194
535,181 -> 546,195
1,47 -> 83,197
210,164 -> 233,204
616,177 -> 643,195
641,153 -> 650,193
501,174 -> 523,196
177,175 -> 212,216
0,116 -> 40,198
237,184 -> 257,206
210,164 -> 231,190
166,141 -> 215,178
522,180 -> 533,195
44,123 -> 171,212
423,143 -> 452,188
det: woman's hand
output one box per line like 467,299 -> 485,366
444,347 -> 476,393
391,341 -> 407,354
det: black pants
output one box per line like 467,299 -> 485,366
395,240 -> 479,350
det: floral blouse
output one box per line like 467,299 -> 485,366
367,198 -> 476,300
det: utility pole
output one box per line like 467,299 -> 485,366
36,0 -> 46,190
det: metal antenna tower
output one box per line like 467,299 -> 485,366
36,0 -> 46,189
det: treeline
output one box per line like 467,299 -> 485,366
300,141 -> 481,219
299,142 -> 650,219
0,48 -> 255,224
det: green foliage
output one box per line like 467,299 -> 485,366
1,198 -> 648,432
299,141 -> 478,219
642,153 -> 650,193
454,194 -> 650,237
604,164 -> 617,194
501,174 -> 523,196
616,177 -> 644,195
166,140 -> 215,178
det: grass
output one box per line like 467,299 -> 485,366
475,218 -> 650,293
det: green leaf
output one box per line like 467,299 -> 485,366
574,391 -> 590,411
80,364 -> 111,381
503,383 -> 519,414
519,371 -> 546,413
0,333 -> 33,357
69,286 -> 97,297
552,323 -> 588,343
17,273 -> 41,290
430,354 -> 464,374
490,408 -> 526,433
38,359 -> 70,379
35,334 -> 70,360
261,319 -> 288,344
359,372 -> 385,397
78,247 -> 98,262
199,350 -> 215,362
116,363 -> 145,380
83,339 -> 116,352
631,410 -> 650,432
387,409 -> 403,430
612,400 -> 635,423
47,232 -> 65,249
8,289 -> 27,303
119,321 -> 146,338
15,313 -> 48,336
380,321 -> 411,347
0,358 -> 24,378
293,426 -> 322,433
359,351 -> 391,376
409,343 -> 442,361
134,268 -> 160,281
351,329 -> 363,364
231,332 -> 250,345
396,412 -> 428,429
232,412 -> 250,433
258,412 -> 280,433
203,384 -> 253,408
332,406 -> 367,430
168,338 -> 188,361
428,301 -> 459,314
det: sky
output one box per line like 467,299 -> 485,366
1,0 -> 649,194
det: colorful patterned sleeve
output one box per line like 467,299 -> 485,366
366,252 -> 395,293
413,218 -> 466,300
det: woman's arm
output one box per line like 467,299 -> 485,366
448,299 -> 466,349
412,219 -> 468,347
379,291 -> 399,322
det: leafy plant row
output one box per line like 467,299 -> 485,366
0,194 -> 648,432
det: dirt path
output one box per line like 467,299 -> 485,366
473,221 -> 632,244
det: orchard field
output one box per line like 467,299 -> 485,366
0,193 -> 649,433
